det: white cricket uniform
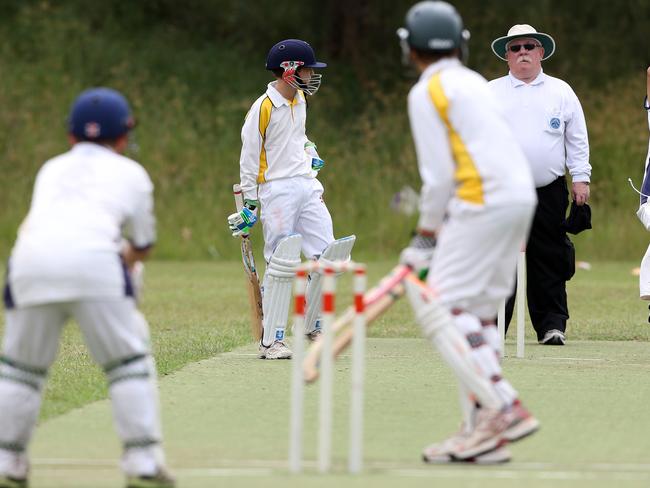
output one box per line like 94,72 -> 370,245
488,70 -> 591,187
408,58 -> 537,318
6,142 -> 155,308
0,142 -> 163,477
239,81 -> 334,261
638,98 -> 650,299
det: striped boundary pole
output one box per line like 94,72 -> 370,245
289,261 -> 367,474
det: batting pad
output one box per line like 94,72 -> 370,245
403,276 -> 503,410
262,234 -> 303,346
304,235 -> 356,334
0,358 -> 46,455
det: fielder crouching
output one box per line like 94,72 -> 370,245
228,39 -> 354,360
0,88 -> 174,488
397,1 -> 540,464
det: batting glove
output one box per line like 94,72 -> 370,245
311,157 -> 325,171
228,204 -> 258,237
399,233 -> 436,277
305,141 -> 325,172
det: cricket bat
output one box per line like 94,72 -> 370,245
302,264 -> 412,383
233,183 -> 264,341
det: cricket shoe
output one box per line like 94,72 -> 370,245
422,427 -> 469,464
539,329 -> 565,345
305,320 -> 322,342
258,340 -> 292,359
422,429 -> 511,465
449,408 -> 512,460
451,404 -> 540,461
501,401 -> 540,443
126,466 -> 175,488
0,476 -> 27,488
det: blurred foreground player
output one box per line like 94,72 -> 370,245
0,88 -> 174,488
397,1 -> 540,463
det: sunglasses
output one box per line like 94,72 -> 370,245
508,43 -> 541,53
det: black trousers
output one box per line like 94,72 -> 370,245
505,176 -> 575,341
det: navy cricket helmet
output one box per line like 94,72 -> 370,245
265,39 -> 327,95
68,87 -> 135,141
265,39 -> 327,70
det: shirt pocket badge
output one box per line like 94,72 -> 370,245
545,111 -> 564,134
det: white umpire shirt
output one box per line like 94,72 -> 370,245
6,142 -> 156,307
238,82 -> 316,201
488,70 -> 591,188
408,58 -> 536,232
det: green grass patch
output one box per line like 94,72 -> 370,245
29,338 -> 650,488
0,259 -> 647,422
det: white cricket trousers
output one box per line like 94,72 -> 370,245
258,176 -> 334,262
428,203 -> 535,319
0,298 -> 165,477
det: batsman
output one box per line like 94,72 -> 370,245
397,1 -> 540,463
228,39 -> 354,360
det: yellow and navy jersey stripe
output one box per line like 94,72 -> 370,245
428,73 -> 484,205
257,96 -> 273,183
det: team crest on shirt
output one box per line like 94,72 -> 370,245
549,117 -> 561,130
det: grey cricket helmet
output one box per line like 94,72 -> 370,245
397,1 -> 470,62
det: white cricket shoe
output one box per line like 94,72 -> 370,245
501,401 -> 540,443
451,404 -> 539,460
422,427 -> 512,465
258,340 -> 292,360
126,465 -> 175,488
422,428 -> 469,464
449,409 -> 510,460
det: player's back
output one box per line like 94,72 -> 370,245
7,142 -> 154,306
408,58 -> 536,210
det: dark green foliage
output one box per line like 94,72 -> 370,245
0,1 -> 648,260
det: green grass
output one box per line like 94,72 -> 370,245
1,3 -> 650,261
0,259 -> 646,422
0,260 -> 648,487
29,339 -> 650,488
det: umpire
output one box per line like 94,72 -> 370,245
488,24 -> 591,345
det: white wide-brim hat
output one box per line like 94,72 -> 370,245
491,24 -> 555,61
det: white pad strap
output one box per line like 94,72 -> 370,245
262,234 -> 302,346
305,235 -> 356,333
403,277 -> 504,410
